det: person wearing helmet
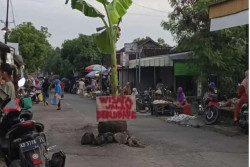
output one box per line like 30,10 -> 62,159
209,82 -> 216,94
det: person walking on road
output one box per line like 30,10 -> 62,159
79,79 -> 85,98
42,78 -> 50,106
60,81 -> 65,98
55,79 -> 62,110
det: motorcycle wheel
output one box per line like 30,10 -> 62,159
204,106 -> 219,125
139,104 -> 151,114
9,160 -> 21,167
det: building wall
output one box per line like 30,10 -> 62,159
159,67 -> 174,90
119,67 -> 175,92
118,68 -> 135,88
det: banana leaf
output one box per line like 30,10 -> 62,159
96,0 -> 109,5
70,0 -> 104,18
107,0 -> 132,24
94,28 -> 113,54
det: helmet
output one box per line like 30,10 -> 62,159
209,82 -> 215,88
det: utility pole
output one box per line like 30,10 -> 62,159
5,0 -> 10,44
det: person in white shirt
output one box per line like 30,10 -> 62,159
78,79 -> 85,98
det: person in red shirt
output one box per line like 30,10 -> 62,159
60,81 -> 65,98
234,70 -> 248,123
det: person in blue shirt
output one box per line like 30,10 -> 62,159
55,79 -> 62,110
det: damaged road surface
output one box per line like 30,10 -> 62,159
33,94 -> 248,167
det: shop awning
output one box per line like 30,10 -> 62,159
170,52 -> 193,60
0,41 -> 10,53
209,0 -> 249,31
129,54 -> 173,69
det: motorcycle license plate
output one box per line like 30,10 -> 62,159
19,137 -> 46,152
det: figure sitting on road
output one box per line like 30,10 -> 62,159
174,87 -> 187,107
234,70 -> 249,123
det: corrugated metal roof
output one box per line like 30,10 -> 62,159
128,52 -> 193,69
129,54 -> 173,69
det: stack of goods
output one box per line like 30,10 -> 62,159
153,100 -> 171,104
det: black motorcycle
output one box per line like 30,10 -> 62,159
136,89 -> 153,114
238,103 -> 248,134
0,99 -> 66,167
0,78 -> 66,167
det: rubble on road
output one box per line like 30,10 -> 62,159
167,114 -> 197,123
113,132 -> 129,144
81,131 -> 145,148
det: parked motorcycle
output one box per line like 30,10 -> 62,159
199,90 -> 227,125
238,103 -> 248,134
0,78 -> 66,167
136,88 -> 153,114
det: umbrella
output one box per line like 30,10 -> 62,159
61,77 -> 69,81
103,65 -> 122,75
85,64 -> 106,72
85,71 -> 99,78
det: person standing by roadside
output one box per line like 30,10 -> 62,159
42,78 -> 50,106
55,79 -> 62,110
0,63 -> 16,100
78,79 -> 85,98
234,70 -> 249,123
91,78 -> 96,91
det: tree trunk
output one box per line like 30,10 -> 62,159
98,38 -> 127,133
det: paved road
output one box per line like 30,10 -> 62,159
33,93 -> 248,167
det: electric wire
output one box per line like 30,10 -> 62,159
133,2 -> 170,14
128,12 -> 168,17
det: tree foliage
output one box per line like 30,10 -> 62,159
8,22 -> 51,73
42,47 -> 74,77
157,38 -> 170,47
61,34 -> 101,71
161,0 -> 248,93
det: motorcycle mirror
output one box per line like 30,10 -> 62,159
18,77 -> 26,87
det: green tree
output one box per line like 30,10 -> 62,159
8,22 -> 51,73
133,36 -> 151,42
157,38 -> 170,47
161,0 -> 248,93
42,47 -> 74,76
61,34 -> 101,71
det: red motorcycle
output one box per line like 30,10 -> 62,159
199,90 -> 227,125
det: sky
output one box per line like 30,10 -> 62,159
0,0 -> 176,50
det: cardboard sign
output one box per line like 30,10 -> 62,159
96,95 -> 136,122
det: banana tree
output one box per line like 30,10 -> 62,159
66,0 -> 132,96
